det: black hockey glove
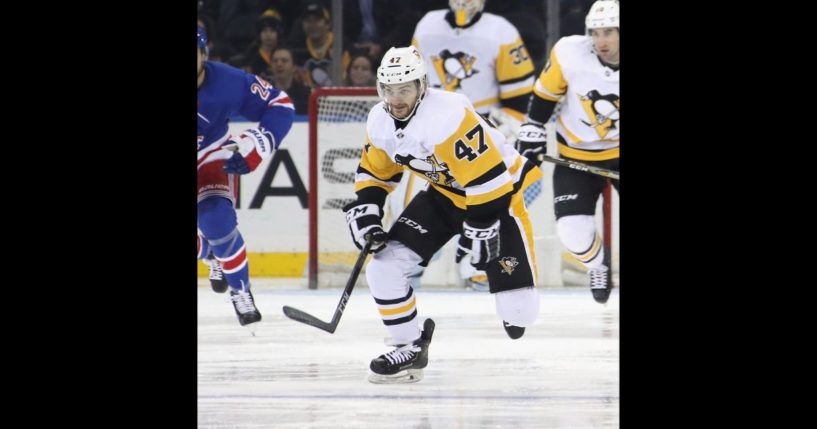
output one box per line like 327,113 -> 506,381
343,200 -> 388,253
515,121 -> 547,167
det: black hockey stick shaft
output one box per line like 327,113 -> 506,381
282,234 -> 374,333
538,154 -> 620,180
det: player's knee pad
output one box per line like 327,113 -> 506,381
495,287 -> 539,327
197,197 -> 238,240
366,241 -> 424,298
556,215 -> 597,253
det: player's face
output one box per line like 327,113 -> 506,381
197,48 -> 204,75
589,27 -> 619,64
382,82 -> 419,119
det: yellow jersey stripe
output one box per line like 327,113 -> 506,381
501,107 -> 526,122
557,143 -> 620,161
499,85 -> 533,100
355,180 -> 394,193
473,97 -> 500,108
467,182 -> 513,206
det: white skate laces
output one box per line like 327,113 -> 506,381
589,266 -> 609,290
383,344 -> 421,365
231,290 -> 257,314
207,259 -> 224,281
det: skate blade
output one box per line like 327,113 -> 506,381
243,321 -> 260,337
368,368 -> 424,384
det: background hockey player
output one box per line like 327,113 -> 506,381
343,46 -> 542,383
386,0 -> 536,290
515,0 -> 619,303
197,26 -> 295,326
413,0 -> 534,121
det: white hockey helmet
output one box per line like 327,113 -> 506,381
449,0 -> 485,27
585,0 -> 619,33
377,46 -> 428,120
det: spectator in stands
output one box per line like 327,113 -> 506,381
344,54 -> 376,87
270,47 -> 311,115
217,0 -> 263,54
245,9 -> 284,80
289,0 -> 351,87
559,0 -> 595,37
337,50 -> 379,120
343,0 -> 425,65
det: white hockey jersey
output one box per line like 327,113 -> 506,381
533,35 -> 619,161
356,89 -> 541,210
412,10 -> 534,118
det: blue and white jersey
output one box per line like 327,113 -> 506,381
197,61 -> 294,167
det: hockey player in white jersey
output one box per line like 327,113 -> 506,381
515,0 -> 619,304
397,0 -> 536,291
343,46 -> 542,383
413,0 -> 534,119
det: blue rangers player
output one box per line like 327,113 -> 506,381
196,26 -> 294,326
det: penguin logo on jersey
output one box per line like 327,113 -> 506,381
499,257 -> 519,275
431,49 -> 479,91
394,153 -> 456,186
579,90 -> 620,139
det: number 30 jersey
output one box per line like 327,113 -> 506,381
412,10 -> 535,117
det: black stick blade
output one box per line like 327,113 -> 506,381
282,305 -> 337,333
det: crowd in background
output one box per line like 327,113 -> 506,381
198,0 -> 594,114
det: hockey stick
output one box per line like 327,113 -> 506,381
282,234 -> 375,333
538,154 -> 620,181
